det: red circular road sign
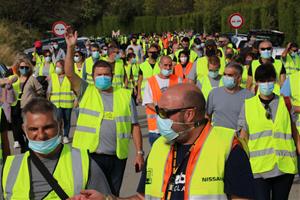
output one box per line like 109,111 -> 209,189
52,21 -> 68,37
228,13 -> 244,29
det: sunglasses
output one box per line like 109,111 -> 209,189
20,66 -> 30,70
264,104 -> 272,120
260,47 -> 272,51
155,105 -> 194,119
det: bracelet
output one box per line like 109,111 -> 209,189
137,150 -> 145,156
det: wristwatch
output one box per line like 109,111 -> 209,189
137,150 -> 145,156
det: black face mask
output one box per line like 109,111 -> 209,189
151,53 -> 158,60
225,53 -> 233,59
36,48 -> 43,55
206,49 -> 216,57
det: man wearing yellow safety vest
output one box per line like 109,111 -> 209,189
82,43 -> 101,84
187,39 -> 226,83
106,46 -> 127,89
137,44 -> 161,103
1,98 -> 111,199
239,64 -> 300,200
64,29 -> 144,196
196,55 -> 223,101
246,40 -> 286,94
70,84 -> 255,200
47,60 -> 74,144
281,42 -> 300,76
142,56 -> 181,145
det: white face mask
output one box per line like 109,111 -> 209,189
180,56 -> 188,63
55,67 -> 63,75
45,56 -> 51,63
53,44 -> 58,49
74,56 -> 81,63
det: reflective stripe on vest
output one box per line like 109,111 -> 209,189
146,75 -> 179,131
284,54 -> 300,76
198,75 -> 223,100
50,74 -> 74,108
145,124 -> 235,199
10,76 -> 20,107
84,56 -> 98,84
2,144 -> 89,199
112,60 -> 125,89
245,95 -> 297,174
196,56 -> 225,80
38,62 -> 55,76
140,60 -> 160,97
174,62 -> 193,83
72,85 -> 132,159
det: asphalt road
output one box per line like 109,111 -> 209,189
8,105 -> 300,199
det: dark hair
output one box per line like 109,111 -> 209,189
178,50 -> 189,58
226,62 -> 243,76
208,55 -> 220,65
194,38 -> 201,45
91,43 -> 100,49
127,52 -> 136,61
75,50 -> 85,60
182,37 -> 190,43
22,98 -> 58,123
255,63 -> 276,82
92,60 -> 113,77
290,42 -> 298,48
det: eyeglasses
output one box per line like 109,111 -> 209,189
264,104 -> 272,120
20,66 -> 29,70
260,47 -> 272,51
148,51 -> 157,54
155,105 -> 194,119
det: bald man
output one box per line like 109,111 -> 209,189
142,55 -> 182,145
246,40 -> 286,93
71,84 -> 255,200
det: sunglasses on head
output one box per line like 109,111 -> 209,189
155,105 -> 194,119
260,47 -> 272,51
20,66 -> 29,70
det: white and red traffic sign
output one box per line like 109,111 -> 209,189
52,21 -> 68,37
228,13 -> 244,29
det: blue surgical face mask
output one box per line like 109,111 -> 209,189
131,58 -> 137,64
157,115 -> 197,143
95,75 -> 112,90
157,116 -> 179,142
161,69 -> 172,77
291,51 -> 297,57
92,51 -> 100,59
208,70 -> 219,79
19,68 -> 30,75
195,44 -> 201,49
28,134 -> 61,155
260,50 -> 272,59
222,75 -> 235,89
259,82 -> 274,96
115,54 -> 121,61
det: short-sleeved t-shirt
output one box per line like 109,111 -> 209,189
206,87 -> 254,130
237,95 -> 298,179
0,146 -> 112,199
187,61 -> 198,82
78,81 -> 138,155
137,141 -> 255,199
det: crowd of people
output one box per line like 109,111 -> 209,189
0,27 -> 299,200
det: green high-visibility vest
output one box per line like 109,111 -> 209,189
84,56 -> 99,84
50,74 -> 74,108
195,56 -> 225,80
198,75 -> 223,100
2,144 -> 89,199
37,63 -> 55,76
112,60 -> 125,89
72,85 -> 132,159
9,76 -> 20,107
245,95 -> 297,175
289,71 -> 300,133
145,126 -> 235,199
139,60 -> 160,97
283,54 -> 300,76
175,49 -> 198,63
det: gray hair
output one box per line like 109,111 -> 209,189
225,61 -> 243,76
22,98 -> 59,124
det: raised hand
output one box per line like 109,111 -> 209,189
64,26 -> 78,47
